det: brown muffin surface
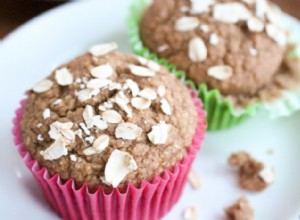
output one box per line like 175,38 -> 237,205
21,46 -> 198,191
140,0 -> 290,98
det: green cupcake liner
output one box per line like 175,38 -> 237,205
198,84 -> 259,131
127,0 -> 300,131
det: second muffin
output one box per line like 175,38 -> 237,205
130,0 -> 300,130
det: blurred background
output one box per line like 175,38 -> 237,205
0,0 -> 299,39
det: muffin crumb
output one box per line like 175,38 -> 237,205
188,169 -> 201,190
228,152 -> 275,191
266,148 -> 274,155
225,196 -> 254,220
183,207 -> 198,220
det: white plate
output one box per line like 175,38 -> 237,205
0,1 -> 300,219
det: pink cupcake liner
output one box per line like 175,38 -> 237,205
13,89 -> 207,220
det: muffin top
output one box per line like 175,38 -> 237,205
21,43 -> 198,191
140,0 -> 288,96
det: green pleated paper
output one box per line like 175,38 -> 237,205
127,0 -> 300,131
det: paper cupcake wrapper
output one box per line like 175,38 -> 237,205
127,0 -> 300,131
13,90 -> 206,220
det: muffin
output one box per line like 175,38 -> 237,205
128,0 -> 300,130
13,43 -> 206,220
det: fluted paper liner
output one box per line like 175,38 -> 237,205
13,90 -> 206,220
127,0 -> 300,131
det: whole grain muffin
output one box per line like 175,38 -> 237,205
140,0 -> 296,100
21,43 -> 199,191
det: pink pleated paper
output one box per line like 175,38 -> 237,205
13,90 -> 207,220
